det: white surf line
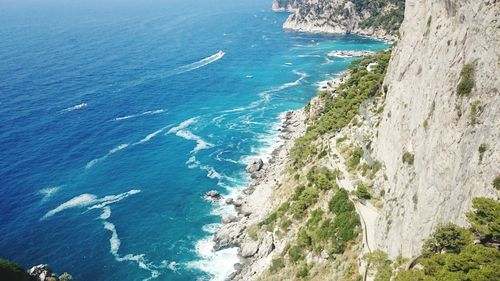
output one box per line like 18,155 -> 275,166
42,189 -> 171,280
167,117 -> 214,153
62,102 -> 87,112
174,51 -> 225,75
113,109 -> 166,122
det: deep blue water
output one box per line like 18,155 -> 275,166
0,0 -> 387,280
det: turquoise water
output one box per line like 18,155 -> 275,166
0,0 -> 387,280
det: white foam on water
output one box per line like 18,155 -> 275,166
259,70 -> 308,98
62,103 -> 87,112
175,51 -> 225,75
85,143 -> 129,169
186,237 -> 238,281
175,130 -> 214,153
43,193 -> 98,219
110,143 -> 129,154
221,100 -> 263,113
168,117 -> 199,134
113,109 -> 166,122
297,54 -> 322,58
168,118 -> 214,153
134,126 -> 171,145
39,186 -> 61,201
202,223 -> 221,234
43,189 -> 171,280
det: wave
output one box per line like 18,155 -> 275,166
174,51 -> 225,75
168,118 -> 214,153
62,103 -> 87,112
186,237 -> 238,281
113,109 -> 166,121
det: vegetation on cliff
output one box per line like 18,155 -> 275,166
290,49 -> 392,168
366,197 -> 500,281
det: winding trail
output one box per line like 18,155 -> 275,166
327,137 -> 380,281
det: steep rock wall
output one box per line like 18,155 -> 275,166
373,0 -> 500,258
282,0 -> 405,41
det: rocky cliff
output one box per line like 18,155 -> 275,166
282,0 -> 405,41
372,0 -> 500,258
272,0 -> 305,12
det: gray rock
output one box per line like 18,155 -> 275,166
245,158 -> 263,174
240,240 -> 260,258
204,190 -> 221,201
221,214 -> 238,224
224,197 -> 234,205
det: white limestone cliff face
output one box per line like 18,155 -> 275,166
372,0 -> 500,258
282,0 -> 404,41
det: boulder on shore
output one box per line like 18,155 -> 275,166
204,190 -> 221,201
245,158 -> 264,174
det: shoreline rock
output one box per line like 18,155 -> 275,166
213,109 -> 309,280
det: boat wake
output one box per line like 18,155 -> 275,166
174,51 -> 225,75
113,109 -> 166,122
62,103 -> 87,112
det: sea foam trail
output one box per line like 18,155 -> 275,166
62,103 -> 87,112
174,51 -> 225,75
86,143 -> 129,169
113,109 -> 166,121
167,118 -> 214,153
259,70 -> 308,100
43,189 -> 170,280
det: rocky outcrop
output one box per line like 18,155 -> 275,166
372,0 -> 500,258
272,0 -> 305,12
282,0 -> 405,41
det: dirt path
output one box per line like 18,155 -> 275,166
327,137 -> 380,280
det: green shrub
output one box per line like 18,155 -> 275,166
59,273 -> 73,281
402,151 -> 415,165
348,147 -> 364,170
363,250 -> 393,281
421,223 -> 473,256
0,259 -> 31,281
466,197 -> 500,243
296,265 -> 310,279
355,183 -> 371,200
269,257 -> 285,273
280,219 -> 292,230
470,101 -> 481,124
329,189 -> 355,215
457,63 -> 475,96
288,245 -> 303,263
494,176 -> 500,190
478,143 -> 487,162
248,225 -> 259,241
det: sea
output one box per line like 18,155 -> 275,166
0,0 -> 387,280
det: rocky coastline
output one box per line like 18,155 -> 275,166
210,74 -> 346,280
211,109 -> 307,280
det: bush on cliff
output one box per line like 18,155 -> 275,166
0,259 -> 31,281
